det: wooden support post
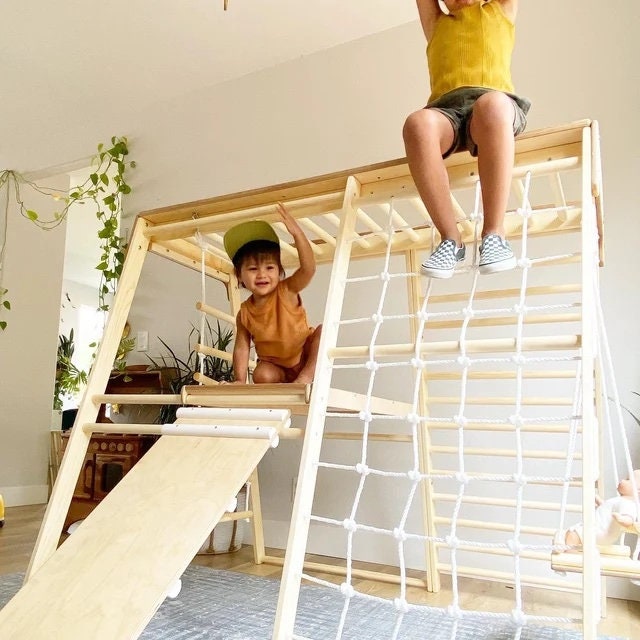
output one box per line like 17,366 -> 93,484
26,217 -> 151,580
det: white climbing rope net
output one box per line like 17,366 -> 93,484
287,173 -> 638,640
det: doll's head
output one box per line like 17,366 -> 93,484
617,470 -> 640,498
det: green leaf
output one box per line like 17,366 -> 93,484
26,210 -> 38,221
0,321 -> 6,330
96,261 -> 108,270
3,300 -> 10,310
100,173 -> 109,186
90,173 -> 99,185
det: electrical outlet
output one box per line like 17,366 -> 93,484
136,330 -> 148,352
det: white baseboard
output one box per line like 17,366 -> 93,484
0,485 -> 48,507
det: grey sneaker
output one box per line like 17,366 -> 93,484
479,234 -> 517,274
421,239 -> 466,279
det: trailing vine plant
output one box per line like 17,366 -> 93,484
0,136 -> 135,329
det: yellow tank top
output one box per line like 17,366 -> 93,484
239,282 -> 313,369
427,1 -> 515,104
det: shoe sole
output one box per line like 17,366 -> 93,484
478,256 -> 517,275
420,266 -> 455,279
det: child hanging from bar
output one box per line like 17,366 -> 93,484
223,203 -> 322,384
403,0 -> 531,279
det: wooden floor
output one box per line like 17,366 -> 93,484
2,504 -> 639,638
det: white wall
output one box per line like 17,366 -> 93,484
1,0 -> 639,596
0,176 -> 68,505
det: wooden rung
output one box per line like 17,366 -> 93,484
433,517 -> 554,537
425,370 -> 576,380
432,493 -> 583,513
262,555 -> 428,589
145,190 -> 346,242
194,343 -> 234,362
426,284 -> 581,305
193,372 -> 219,386
551,550 -> 640,580
329,334 -> 581,360
431,445 -> 579,460
92,394 -> 182,405
426,312 -> 581,331
437,562 -> 579,592
427,396 -> 573,406
426,421 -> 577,433
195,301 -> 236,326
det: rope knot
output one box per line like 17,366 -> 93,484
394,597 -> 410,614
517,257 -> 531,268
342,518 -> 358,533
411,357 -> 427,370
511,609 -> 527,627
456,356 -> 471,368
406,412 -> 420,425
407,469 -> 422,482
445,535 -> 459,549
371,313 -> 383,324
340,582 -> 355,598
355,463 -> 370,476
379,271 -> 391,282
446,604 -> 462,619
462,306 -> 474,318
454,415 -> 468,428
455,471 -> 470,485
393,527 -> 408,542
358,410 -> 373,422
365,360 -> 379,372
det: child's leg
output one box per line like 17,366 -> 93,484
468,91 -> 516,238
293,326 -> 322,384
403,109 -> 459,244
252,361 -> 287,384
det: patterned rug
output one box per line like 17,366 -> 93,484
0,565 -> 627,639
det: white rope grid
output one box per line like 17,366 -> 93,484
294,176 -> 606,640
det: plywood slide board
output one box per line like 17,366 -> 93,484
0,434 -> 271,640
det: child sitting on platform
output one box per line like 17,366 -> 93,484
223,203 -> 321,385
403,0 -> 531,279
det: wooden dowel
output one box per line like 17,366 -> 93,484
195,343 -> 233,362
329,334 -> 581,359
433,517 -> 556,537
425,421 -> 577,433
425,370 -> 576,380
92,393 -> 182,405
146,191 -> 345,242
432,493 -> 583,513
426,396 -> 574,406
425,283 -> 580,305
430,445 -> 579,460
195,301 -> 236,326
437,564 -> 580,592
426,312 -> 581,331
552,552 -> 640,580
262,555 -> 427,589
193,372 -> 219,386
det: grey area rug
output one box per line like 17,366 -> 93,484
0,565 -> 627,640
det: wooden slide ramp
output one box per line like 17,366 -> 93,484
0,432 -> 274,639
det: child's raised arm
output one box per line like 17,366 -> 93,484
277,202 -> 316,293
416,0 -> 442,40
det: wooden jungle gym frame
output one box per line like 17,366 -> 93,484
1,119 -> 636,640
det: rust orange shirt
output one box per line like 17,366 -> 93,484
239,282 -> 313,369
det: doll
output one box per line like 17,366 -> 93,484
555,470 -> 640,549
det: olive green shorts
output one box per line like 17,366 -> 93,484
427,86 -> 531,158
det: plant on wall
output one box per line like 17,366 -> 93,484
0,136 -> 135,330
146,320 -> 234,424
